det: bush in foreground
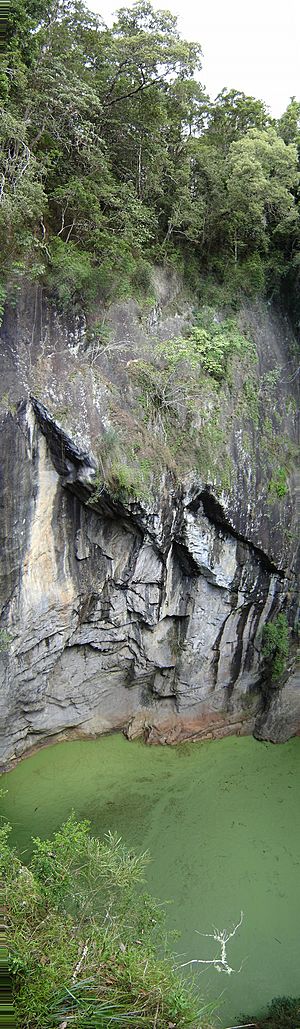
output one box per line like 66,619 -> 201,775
0,815 -> 210,1029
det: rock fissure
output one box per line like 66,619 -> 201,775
191,490 -> 286,579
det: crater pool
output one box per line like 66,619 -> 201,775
1,733 -> 300,1024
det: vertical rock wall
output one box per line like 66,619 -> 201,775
0,282 -> 299,767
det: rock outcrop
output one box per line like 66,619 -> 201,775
0,274 -> 299,767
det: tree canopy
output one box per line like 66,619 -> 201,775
0,0 -> 300,324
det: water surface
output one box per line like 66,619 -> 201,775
1,734 -> 300,1024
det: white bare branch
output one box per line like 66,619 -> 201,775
65,218 -> 75,243
18,144 -> 31,180
89,336 -> 133,366
223,1023 -> 256,1029
71,939 -> 89,982
178,912 -> 244,976
57,207 -> 66,236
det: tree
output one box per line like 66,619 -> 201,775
261,613 -> 290,682
174,137 -> 226,257
278,98 -> 300,147
207,88 -> 270,152
0,0 -> 299,318
225,129 -> 299,267
0,108 -> 47,281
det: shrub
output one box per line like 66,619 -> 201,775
1,816 -> 205,1029
247,995 -> 300,1029
131,259 -> 153,295
268,467 -> 288,498
157,315 -> 254,383
47,239 -> 98,311
261,613 -> 290,681
234,253 -> 266,295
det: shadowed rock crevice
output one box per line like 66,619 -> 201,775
192,489 -> 285,578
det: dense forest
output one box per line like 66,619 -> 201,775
1,0 -> 300,329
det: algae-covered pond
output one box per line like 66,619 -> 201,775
1,734 -> 300,1025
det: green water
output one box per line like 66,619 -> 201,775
1,734 -> 300,1024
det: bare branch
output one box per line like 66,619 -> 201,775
223,1024 -> 256,1029
72,940 -> 89,982
57,207 -> 66,236
65,219 -> 75,243
103,67 -> 172,107
177,912 -> 244,977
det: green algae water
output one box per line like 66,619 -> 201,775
1,734 -> 300,1025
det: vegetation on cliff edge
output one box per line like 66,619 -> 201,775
1,0 -> 300,328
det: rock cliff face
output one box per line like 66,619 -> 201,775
0,274 -> 299,767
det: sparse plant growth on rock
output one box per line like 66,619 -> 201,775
158,317 -> 254,383
0,628 -> 11,651
268,467 -> 288,498
261,614 -> 290,682
122,312 -> 255,490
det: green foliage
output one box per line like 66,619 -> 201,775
131,259 -> 154,296
47,239 -> 99,311
193,410 -> 234,489
158,315 -> 254,382
233,252 -> 266,295
0,628 -> 12,651
2,815 -> 204,1029
225,128 -> 298,268
88,421 -> 157,504
261,613 -> 290,682
107,459 -> 153,501
0,108 -> 47,281
129,321 -> 236,489
278,98 -> 300,146
0,0 -> 299,319
268,467 -> 288,498
207,88 -> 270,151
248,995 -> 300,1029
241,378 -> 260,426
